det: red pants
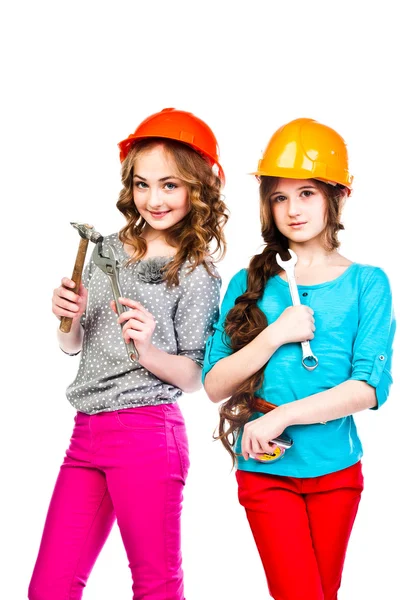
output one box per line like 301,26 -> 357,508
236,462 -> 363,600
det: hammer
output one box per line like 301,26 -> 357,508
59,222 -> 103,333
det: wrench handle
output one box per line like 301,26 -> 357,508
287,271 -> 301,305
60,238 -> 89,333
108,275 -> 140,362
286,273 -> 318,371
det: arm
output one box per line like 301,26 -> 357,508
284,379 -> 377,425
53,278 -> 87,354
57,316 -> 85,355
53,252 -> 94,355
204,305 -> 316,402
117,263 -> 221,393
242,380 -> 377,459
241,267 -> 396,458
116,297 -> 201,392
138,346 -> 201,393
204,323 -> 281,402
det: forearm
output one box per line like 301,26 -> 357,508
282,379 -> 377,426
139,345 -> 202,393
57,319 -> 84,355
204,324 -> 281,403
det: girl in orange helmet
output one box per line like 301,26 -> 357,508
203,118 -> 395,599
29,108 -> 228,600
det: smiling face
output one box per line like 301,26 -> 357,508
269,178 -> 328,244
132,145 -> 190,234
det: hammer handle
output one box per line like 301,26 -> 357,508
59,238 -> 89,333
252,397 -> 277,414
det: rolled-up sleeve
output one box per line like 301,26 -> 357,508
173,264 -> 221,367
350,267 -> 396,408
202,268 -> 248,383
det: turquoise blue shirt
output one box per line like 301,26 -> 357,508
202,264 -> 396,478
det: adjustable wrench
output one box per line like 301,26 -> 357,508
92,241 -> 139,362
276,249 -> 318,371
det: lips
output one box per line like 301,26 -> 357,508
289,222 -> 307,227
149,210 -> 170,218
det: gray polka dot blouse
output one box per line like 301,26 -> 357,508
66,233 -> 221,414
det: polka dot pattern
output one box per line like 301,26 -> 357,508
66,233 -> 221,415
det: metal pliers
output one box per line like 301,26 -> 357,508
92,241 -> 139,362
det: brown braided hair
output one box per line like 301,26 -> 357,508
116,138 -> 229,286
216,176 -> 347,465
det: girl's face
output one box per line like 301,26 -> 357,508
269,178 -> 327,244
133,145 -> 190,232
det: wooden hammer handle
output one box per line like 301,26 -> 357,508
59,238 -> 89,333
252,397 -> 278,414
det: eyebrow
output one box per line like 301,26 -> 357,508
133,175 -> 179,182
271,185 -> 317,196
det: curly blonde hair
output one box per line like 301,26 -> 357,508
217,176 -> 348,465
116,138 -> 229,286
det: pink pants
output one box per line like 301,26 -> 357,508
28,403 -> 189,600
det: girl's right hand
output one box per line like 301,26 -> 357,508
52,278 -> 88,321
270,305 -> 315,347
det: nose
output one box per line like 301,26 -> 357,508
148,187 -> 164,209
287,196 -> 302,217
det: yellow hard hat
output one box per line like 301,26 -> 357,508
253,118 -> 353,190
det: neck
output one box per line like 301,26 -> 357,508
141,225 -> 166,244
289,239 -> 338,268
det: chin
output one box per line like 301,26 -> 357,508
286,231 -> 319,243
148,222 -> 171,230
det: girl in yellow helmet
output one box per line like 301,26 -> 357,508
29,108 -> 228,600
203,118 -> 395,600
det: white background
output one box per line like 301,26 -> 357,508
1,1 -> 399,598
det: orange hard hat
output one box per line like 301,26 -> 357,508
253,118 -> 353,191
118,108 -> 225,184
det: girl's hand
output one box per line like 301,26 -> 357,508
111,298 -> 156,357
270,305 -> 315,347
241,408 -> 288,460
52,278 -> 88,321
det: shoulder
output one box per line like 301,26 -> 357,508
226,268 -> 248,293
221,268 -> 248,304
351,263 -> 392,296
353,263 -> 391,285
179,260 -> 222,291
102,232 -> 120,246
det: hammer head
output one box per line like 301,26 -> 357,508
70,222 -> 103,244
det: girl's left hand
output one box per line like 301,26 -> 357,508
111,297 -> 156,357
241,408 -> 288,460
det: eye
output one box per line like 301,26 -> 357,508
164,182 -> 178,191
135,181 -> 148,189
301,190 -> 314,198
272,195 -> 286,203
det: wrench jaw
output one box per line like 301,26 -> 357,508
92,242 -> 140,363
276,248 -> 297,269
